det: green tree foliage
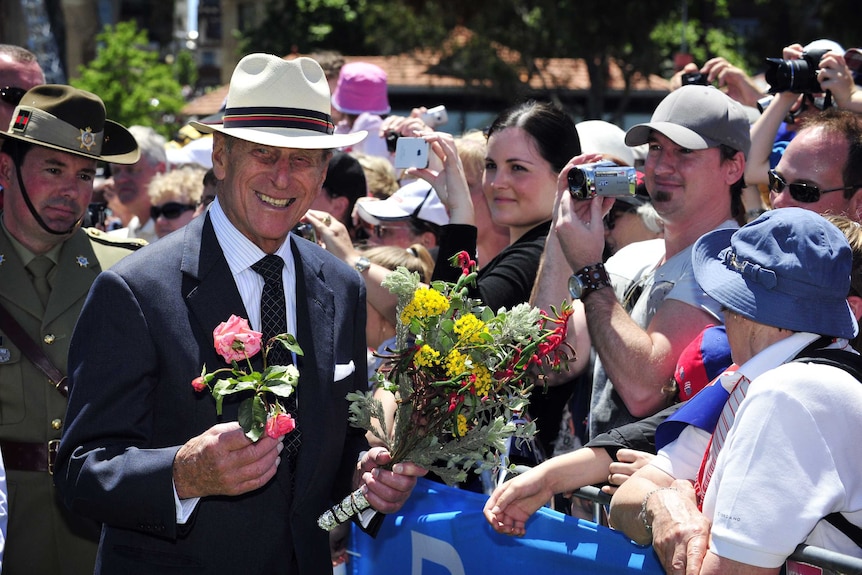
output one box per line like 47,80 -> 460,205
235,0 -> 859,119
71,21 -> 185,140
238,0 -> 449,56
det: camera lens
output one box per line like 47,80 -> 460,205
567,168 -> 588,200
765,49 -> 828,94
291,222 -> 317,243
385,131 -> 399,153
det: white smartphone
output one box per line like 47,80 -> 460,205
393,137 -> 429,169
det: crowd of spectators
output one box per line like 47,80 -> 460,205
2,34 -> 862,575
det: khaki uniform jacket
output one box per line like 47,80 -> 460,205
0,225 -> 144,575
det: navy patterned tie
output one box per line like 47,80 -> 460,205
251,254 -> 301,456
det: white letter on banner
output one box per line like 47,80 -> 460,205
410,531 -> 466,575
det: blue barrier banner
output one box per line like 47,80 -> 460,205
348,478 -> 664,574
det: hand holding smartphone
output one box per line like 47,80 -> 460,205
393,137 -> 429,169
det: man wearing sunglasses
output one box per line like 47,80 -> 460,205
769,108 -> 862,220
745,39 -> 861,189
0,45 -> 45,213
0,45 -> 44,131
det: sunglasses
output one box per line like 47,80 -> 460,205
358,220 -> 413,240
0,86 -> 26,106
150,202 -> 197,220
768,169 -> 862,203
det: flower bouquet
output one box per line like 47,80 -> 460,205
192,315 -> 303,442
317,252 -> 573,531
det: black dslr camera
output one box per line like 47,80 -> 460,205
86,202 -> 108,228
764,48 -> 830,94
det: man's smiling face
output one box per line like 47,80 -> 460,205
212,133 -> 331,253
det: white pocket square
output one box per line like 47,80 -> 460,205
334,361 -> 355,381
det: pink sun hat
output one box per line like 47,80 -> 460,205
331,62 -> 391,115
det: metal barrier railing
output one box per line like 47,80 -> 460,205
571,486 -> 862,575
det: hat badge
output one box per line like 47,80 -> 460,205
77,127 -> 96,151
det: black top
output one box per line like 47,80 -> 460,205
432,221 -> 552,312
586,402 -> 682,461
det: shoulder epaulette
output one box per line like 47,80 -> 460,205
84,227 -> 148,251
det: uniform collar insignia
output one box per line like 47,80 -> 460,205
76,255 -> 89,268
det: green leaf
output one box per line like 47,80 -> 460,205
238,396 -> 267,442
265,381 -> 297,398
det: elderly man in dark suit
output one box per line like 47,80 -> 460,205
55,54 -> 425,574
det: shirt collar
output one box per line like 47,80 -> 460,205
208,197 -> 295,273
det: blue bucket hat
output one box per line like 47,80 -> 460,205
693,208 -> 858,339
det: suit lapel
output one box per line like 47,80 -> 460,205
181,215 -> 250,366
290,238 -> 336,500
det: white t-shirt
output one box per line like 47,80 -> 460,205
589,222 -> 735,439
653,333 -> 862,568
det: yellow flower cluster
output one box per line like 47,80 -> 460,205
445,349 -> 469,379
455,413 -> 468,437
415,344 -> 441,368
444,349 -> 492,397
401,287 -> 450,325
453,313 -> 487,344
473,364 -> 492,397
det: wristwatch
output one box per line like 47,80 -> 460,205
353,256 -> 371,273
568,263 -> 612,300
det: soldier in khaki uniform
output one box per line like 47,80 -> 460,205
0,84 -> 141,574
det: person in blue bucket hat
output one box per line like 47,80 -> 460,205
610,207 -> 862,575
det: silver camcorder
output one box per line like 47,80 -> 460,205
568,161 -> 637,200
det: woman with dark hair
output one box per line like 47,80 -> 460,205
411,102 -> 585,459
422,100 -> 582,311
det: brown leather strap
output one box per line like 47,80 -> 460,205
0,439 -> 60,474
0,302 -> 68,397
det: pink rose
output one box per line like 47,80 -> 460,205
191,376 -> 206,393
213,315 -> 262,363
265,413 -> 296,439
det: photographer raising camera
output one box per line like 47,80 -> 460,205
746,39 -> 862,188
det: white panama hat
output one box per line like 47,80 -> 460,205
190,54 -> 367,150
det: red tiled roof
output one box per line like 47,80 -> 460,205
182,26 -> 670,116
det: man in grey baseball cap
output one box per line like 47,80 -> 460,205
531,84 -> 749,443
625,84 -> 751,159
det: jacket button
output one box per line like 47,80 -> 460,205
43,334 -> 55,345
51,418 -> 62,430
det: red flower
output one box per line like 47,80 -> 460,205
265,412 -> 296,439
191,376 -> 206,392
456,251 -> 476,276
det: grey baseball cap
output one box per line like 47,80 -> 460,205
625,85 -> 751,159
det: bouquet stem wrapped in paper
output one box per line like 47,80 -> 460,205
318,252 -> 573,531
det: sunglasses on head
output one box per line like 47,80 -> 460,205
358,220 -> 413,240
768,169 -> 862,203
0,86 -> 26,106
150,202 -> 197,220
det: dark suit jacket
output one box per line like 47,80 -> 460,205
55,214 -> 369,574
